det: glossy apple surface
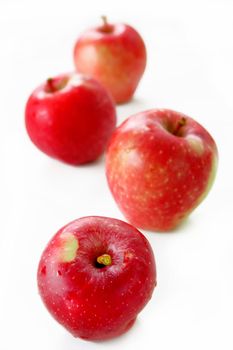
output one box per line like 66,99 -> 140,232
106,109 -> 218,231
37,216 -> 156,340
25,73 -> 116,165
74,17 -> 146,104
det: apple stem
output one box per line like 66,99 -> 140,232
173,117 -> 186,136
96,254 -> 112,266
100,15 -> 113,33
46,78 -> 56,93
101,15 -> 108,27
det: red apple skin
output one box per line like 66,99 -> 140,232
37,216 -> 156,341
25,73 -> 116,165
73,19 -> 146,104
106,109 -> 218,231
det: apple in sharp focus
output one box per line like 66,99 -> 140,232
37,216 -> 156,341
25,73 -> 116,165
73,17 -> 147,104
106,109 -> 218,231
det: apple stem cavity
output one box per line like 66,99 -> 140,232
173,117 -> 186,137
46,77 -> 68,93
96,253 -> 112,267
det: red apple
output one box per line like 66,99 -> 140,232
73,17 -> 147,104
106,109 -> 218,231
37,216 -> 156,341
25,73 -> 116,165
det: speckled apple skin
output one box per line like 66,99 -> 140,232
37,216 -> 156,341
25,74 -> 116,165
74,23 -> 146,104
106,109 -> 218,231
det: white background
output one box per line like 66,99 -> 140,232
0,0 -> 233,349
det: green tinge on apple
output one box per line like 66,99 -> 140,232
60,234 -> 79,262
197,154 -> 218,206
187,135 -> 204,155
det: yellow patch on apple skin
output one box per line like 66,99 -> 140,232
197,154 -> 218,204
60,233 -> 79,263
171,153 -> 218,230
187,135 -> 204,155
114,145 -> 142,172
96,45 -> 135,85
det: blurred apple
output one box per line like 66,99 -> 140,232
25,73 -> 116,165
74,17 -> 146,104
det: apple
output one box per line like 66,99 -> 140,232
25,73 -> 116,165
106,109 -> 218,231
73,17 -> 147,104
37,216 -> 156,340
